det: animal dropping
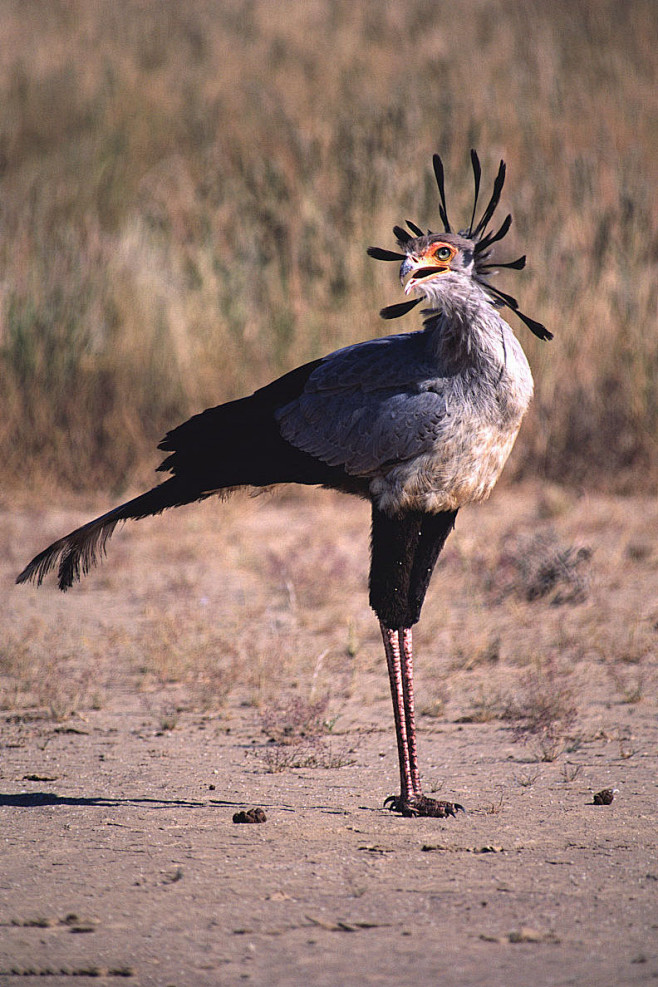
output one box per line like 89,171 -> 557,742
17,151 -> 550,818
593,788 -> 617,805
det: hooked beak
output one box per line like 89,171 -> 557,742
400,254 -> 451,295
399,256 -> 414,286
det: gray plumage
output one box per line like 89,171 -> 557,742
278,235 -> 534,515
277,331 -> 446,475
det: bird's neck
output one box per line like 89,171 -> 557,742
423,281 -> 509,373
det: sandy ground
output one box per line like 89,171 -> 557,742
1,484 -> 657,986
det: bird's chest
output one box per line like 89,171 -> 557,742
370,372 -> 531,515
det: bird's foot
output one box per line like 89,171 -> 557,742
384,794 -> 465,818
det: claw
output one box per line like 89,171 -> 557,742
384,795 -> 465,818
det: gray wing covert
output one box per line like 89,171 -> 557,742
276,331 -> 449,476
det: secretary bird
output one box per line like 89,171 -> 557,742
17,150 -> 551,818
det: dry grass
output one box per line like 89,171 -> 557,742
0,620 -> 98,720
259,694 -> 335,745
503,657 -> 579,762
4,484 -> 656,758
256,694 -> 357,773
0,0 -> 657,492
491,531 -> 593,605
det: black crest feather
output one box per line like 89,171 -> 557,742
477,213 -> 512,253
468,149 -> 482,237
472,160 -> 506,243
480,254 -> 526,272
367,149 -> 551,341
379,298 -> 422,320
406,220 -> 425,237
393,225 -> 412,244
432,154 -> 451,232
367,246 -> 406,262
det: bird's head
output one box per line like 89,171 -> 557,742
398,232 -> 476,295
368,151 -> 552,341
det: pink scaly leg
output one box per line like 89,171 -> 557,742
382,622 -> 465,819
400,627 -> 422,797
380,624 -> 414,802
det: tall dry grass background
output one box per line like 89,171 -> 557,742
1,0 -> 656,493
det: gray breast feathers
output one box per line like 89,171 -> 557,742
276,332 -> 450,476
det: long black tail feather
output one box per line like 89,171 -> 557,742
16,478 -> 198,591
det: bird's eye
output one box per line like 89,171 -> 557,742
434,246 -> 452,261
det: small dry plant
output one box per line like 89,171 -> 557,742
485,789 -> 506,815
504,658 -> 578,762
257,695 -> 354,773
493,531 -> 592,605
463,685 -> 505,724
560,762 -> 582,783
259,738 -> 355,773
615,730 -> 638,760
157,704 -> 181,732
260,695 -> 333,744
513,768 -> 540,788
420,680 -> 451,720
607,664 -> 648,705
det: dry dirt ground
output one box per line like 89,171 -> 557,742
1,484 -> 657,986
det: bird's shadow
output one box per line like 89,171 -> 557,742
0,791 -> 240,809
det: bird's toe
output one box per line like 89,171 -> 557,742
384,795 -> 465,818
